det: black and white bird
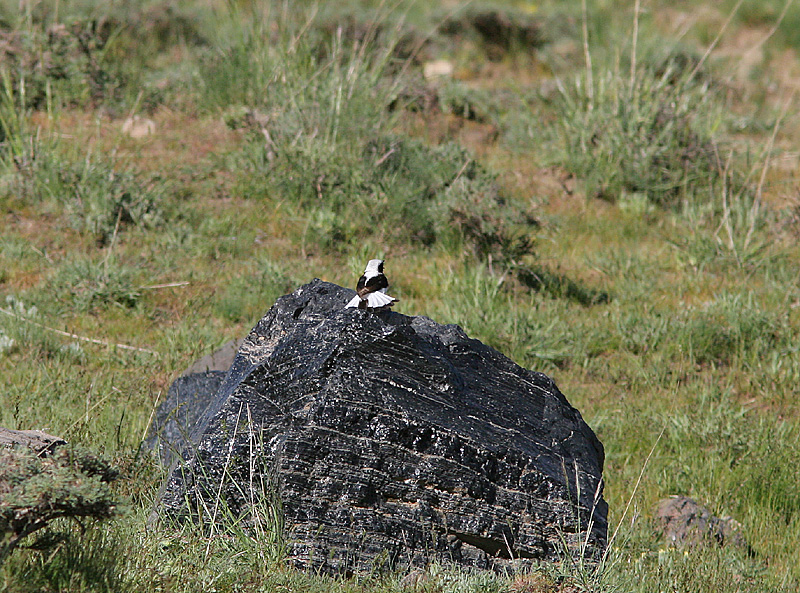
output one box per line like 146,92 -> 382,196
345,259 -> 398,309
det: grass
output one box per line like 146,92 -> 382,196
545,63 -> 724,205
1,0 -> 800,591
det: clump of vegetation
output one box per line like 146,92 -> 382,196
214,258 -> 296,323
50,256 -> 140,313
0,1 -> 209,112
0,444 -> 120,568
0,74 -> 164,245
0,17 -> 125,109
438,82 -> 503,123
617,293 -> 788,366
438,3 -> 544,60
0,69 -> 32,176
12,149 -> 165,245
266,132 -> 535,259
549,59 -> 726,206
44,158 -> 165,245
436,166 -> 536,260
231,108 -> 535,260
203,4 -> 537,261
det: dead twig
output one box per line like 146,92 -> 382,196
374,147 -> 396,167
450,158 -> 472,186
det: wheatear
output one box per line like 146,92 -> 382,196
344,259 -> 398,309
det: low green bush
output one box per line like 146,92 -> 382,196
617,293 -> 787,367
0,444 -> 120,568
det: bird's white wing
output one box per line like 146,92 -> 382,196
365,291 -> 396,308
344,294 -> 363,308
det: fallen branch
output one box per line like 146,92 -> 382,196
0,307 -> 159,356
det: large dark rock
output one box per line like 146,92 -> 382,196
151,279 -> 607,574
145,371 -> 227,467
145,338 -> 245,466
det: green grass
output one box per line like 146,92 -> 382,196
2,0 -> 800,591
545,63 -> 724,205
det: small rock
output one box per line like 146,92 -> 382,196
182,338 -> 244,376
654,496 -> 749,550
122,115 -> 156,139
423,59 -> 454,80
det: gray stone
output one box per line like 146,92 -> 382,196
654,496 -> 749,550
0,428 -> 66,456
151,279 -> 607,574
145,338 -> 244,466
182,338 -> 244,376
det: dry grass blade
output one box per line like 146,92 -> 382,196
744,89 -> 796,251
688,0 -> 745,83
581,0 -> 594,108
605,425 -> 665,557
629,0 -> 642,95
205,401 -> 245,558
0,307 -> 159,356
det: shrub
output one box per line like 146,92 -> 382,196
436,170 -> 535,261
0,444 -> 120,568
617,293 -> 787,366
0,117 -> 164,245
0,16 -> 125,109
205,4 -> 537,261
43,159 -> 165,246
260,131 -> 535,260
549,59 -> 727,207
0,2 -> 208,111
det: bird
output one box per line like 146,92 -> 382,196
344,259 -> 398,310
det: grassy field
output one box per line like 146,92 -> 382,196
2,0 -> 800,591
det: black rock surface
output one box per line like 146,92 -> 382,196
151,279 -> 607,574
146,338 -> 245,465
145,371 -> 227,467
